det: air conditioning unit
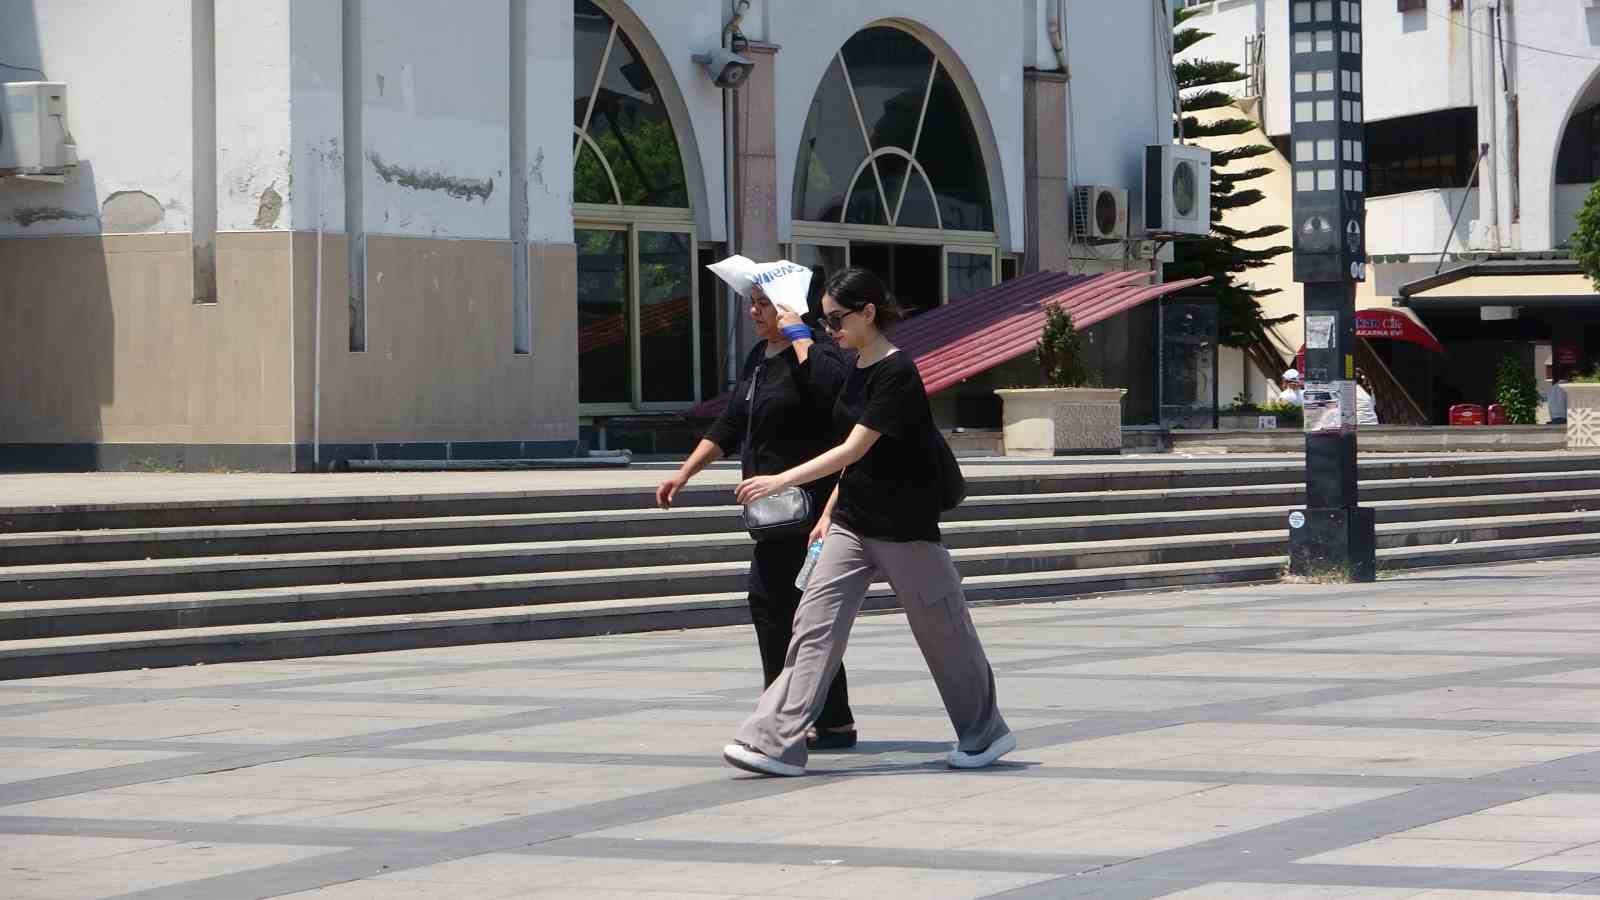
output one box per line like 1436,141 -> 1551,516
1073,185 -> 1128,243
0,82 -> 77,178
1144,143 -> 1211,237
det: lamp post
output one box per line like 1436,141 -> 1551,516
1287,0 -> 1375,581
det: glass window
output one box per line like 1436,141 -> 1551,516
574,140 -> 616,204
840,27 -> 934,153
696,245 -> 724,399
946,252 -> 993,302
790,244 -> 849,307
792,27 -> 992,232
576,228 -> 631,405
920,67 -> 993,231
638,232 -> 695,403
572,1 -> 688,208
794,56 -> 870,222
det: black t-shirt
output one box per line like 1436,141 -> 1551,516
704,339 -> 851,503
832,350 -> 942,543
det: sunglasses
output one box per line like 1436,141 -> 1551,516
820,308 -> 862,332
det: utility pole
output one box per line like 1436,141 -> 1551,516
1287,0 -> 1375,582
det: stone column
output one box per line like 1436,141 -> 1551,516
732,41 -> 781,355
1024,69 -> 1071,274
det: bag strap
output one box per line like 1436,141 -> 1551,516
743,363 -> 761,471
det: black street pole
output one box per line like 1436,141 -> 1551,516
1287,0 -> 1375,582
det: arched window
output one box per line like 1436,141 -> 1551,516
790,26 -> 1001,310
574,1 -> 688,207
574,0 -> 706,413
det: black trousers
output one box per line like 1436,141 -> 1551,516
747,536 -> 854,730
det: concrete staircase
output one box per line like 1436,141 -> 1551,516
3,454 -> 1599,679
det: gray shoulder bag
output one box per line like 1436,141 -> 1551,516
738,363 -> 814,542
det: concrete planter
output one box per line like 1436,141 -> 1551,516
1217,413 -> 1280,430
996,388 -> 1127,456
1566,383 -> 1600,449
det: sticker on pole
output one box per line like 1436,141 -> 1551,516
705,255 -> 814,316
1289,511 -> 1306,529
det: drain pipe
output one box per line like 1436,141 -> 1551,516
1046,0 -> 1068,73
721,1 -> 748,392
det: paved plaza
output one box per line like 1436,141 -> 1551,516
4,557 -> 1600,898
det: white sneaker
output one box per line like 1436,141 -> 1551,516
947,733 -> 1017,769
723,742 -> 806,777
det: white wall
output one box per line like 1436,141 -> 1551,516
358,0 -> 510,240
288,0 -> 345,233
1366,188 -> 1476,257
0,0 -> 193,237
1065,0 -> 1174,229
217,0 -> 293,232
1506,5 -> 1600,253
525,0 -> 574,244
766,0 -> 1028,251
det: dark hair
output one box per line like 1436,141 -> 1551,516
824,267 -> 904,327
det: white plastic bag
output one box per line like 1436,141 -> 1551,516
705,254 -> 814,316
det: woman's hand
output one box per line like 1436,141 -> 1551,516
807,513 -> 831,546
655,473 -> 688,509
776,308 -> 805,331
735,474 -> 788,505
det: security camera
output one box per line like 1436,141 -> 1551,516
692,48 -> 754,90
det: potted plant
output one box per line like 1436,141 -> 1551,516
1565,364 -> 1600,449
995,306 -> 1127,455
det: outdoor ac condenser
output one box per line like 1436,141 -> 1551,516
1143,143 -> 1211,237
0,82 -> 77,179
1073,185 -> 1129,243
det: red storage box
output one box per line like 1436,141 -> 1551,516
1486,404 -> 1507,426
1449,404 -> 1486,426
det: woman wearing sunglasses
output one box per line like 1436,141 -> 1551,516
656,277 -> 858,752
721,267 -> 1013,778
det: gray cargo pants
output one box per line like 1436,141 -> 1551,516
733,522 -> 1010,768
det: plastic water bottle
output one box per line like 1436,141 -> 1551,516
794,539 -> 825,591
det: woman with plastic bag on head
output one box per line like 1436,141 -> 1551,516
655,259 -> 858,751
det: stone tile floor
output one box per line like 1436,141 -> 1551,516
5,557 -> 1600,898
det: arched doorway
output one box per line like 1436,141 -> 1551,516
788,25 -> 1010,313
574,0 -> 704,412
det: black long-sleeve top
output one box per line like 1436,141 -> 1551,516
704,337 -> 853,499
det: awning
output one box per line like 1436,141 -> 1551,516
1352,308 -> 1445,353
1293,308 -> 1443,371
1400,267 -> 1598,309
688,269 -> 1209,418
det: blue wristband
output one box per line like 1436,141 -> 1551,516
781,324 -> 811,342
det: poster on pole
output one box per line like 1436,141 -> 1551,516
1303,381 -> 1356,434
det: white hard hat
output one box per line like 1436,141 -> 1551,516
1282,369 -> 1301,381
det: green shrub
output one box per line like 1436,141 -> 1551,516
1035,306 -> 1094,388
1493,353 -> 1539,424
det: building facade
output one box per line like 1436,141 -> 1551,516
1,0 -> 1180,470
1180,0 -> 1600,422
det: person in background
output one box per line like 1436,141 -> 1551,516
1355,371 -> 1379,426
721,267 -> 1012,778
1548,377 -> 1569,425
1279,369 -> 1304,407
655,280 -> 858,752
